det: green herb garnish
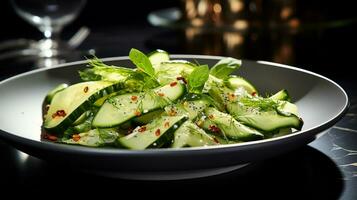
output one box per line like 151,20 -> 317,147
188,65 -> 209,94
210,57 -> 241,79
240,97 -> 279,111
129,48 -> 156,79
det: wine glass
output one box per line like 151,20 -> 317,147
10,0 -> 87,59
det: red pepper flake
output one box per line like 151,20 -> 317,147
138,126 -> 147,132
176,77 -> 187,84
72,134 -> 81,142
84,86 -> 89,93
52,109 -> 66,118
155,129 -> 161,136
131,95 -> 138,101
228,93 -> 236,101
164,121 -> 170,128
170,81 -> 178,87
208,114 -> 215,120
158,92 -> 165,97
127,127 -> 134,135
252,92 -> 257,96
44,134 -> 58,141
209,125 -> 220,133
168,108 -> 177,116
134,110 -> 141,116
213,138 -> 220,144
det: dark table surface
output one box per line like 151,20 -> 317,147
1,18 -> 357,198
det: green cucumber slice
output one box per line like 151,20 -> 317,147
118,115 -> 187,150
44,81 -> 122,133
92,82 -> 185,128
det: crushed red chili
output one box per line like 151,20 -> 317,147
164,121 -> 170,128
168,109 -> 177,116
134,110 -> 141,116
131,95 -> 138,101
208,114 -> 214,120
84,86 -> 89,93
44,134 -> 58,141
170,81 -> 177,87
52,109 -> 66,118
138,126 -> 147,132
158,92 -> 165,97
176,77 -> 187,84
72,134 -> 81,142
252,92 -> 257,96
155,129 -> 161,136
209,125 -> 220,133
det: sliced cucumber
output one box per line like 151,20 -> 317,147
148,49 -> 170,66
227,102 -> 303,132
45,83 -> 68,103
269,89 -> 291,102
62,128 -> 119,147
226,76 -> 257,95
118,115 -> 187,150
164,98 -> 210,120
172,121 -> 217,148
204,107 -> 264,141
92,82 -> 186,128
44,81 -> 122,133
133,109 -> 164,124
155,60 -> 195,85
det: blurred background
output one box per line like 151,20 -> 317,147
1,0 -> 357,79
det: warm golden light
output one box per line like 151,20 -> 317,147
198,0 -> 208,16
281,6 -> 293,20
224,32 -> 244,50
185,0 -> 197,19
233,20 -> 248,30
191,18 -> 204,26
229,0 -> 244,13
213,3 -> 222,13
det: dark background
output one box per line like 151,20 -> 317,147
1,1 -> 357,79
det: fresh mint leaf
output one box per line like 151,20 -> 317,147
210,57 -> 241,79
188,65 -> 209,94
129,48 -> 156,78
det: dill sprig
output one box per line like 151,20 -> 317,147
239,97 -> 278,111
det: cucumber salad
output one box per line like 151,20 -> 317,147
42,49 -> 303,149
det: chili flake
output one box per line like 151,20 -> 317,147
170,81 -> 178,87
252,92 -> 257,96
208,114 -> 214,120
44,134 -> 58,141
131,95 -> 138,101
84,86 -> 89,93
164,121 -> 170,128
168,109 -> 177,116
52,109 -> 66,118
155,129 -> 161,136
138,126 -> 147,132
134,110 -> 141,116
72,134 -> 81,142
228,93 -> 236,101
158,92 -> 165,97
176,77 -> 187,84
209,125 -> 220,133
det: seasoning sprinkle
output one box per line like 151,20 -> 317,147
155,129 -> 161,136
138,126 -> 147,132
83,86 -> 89,93
170,81 -> 178,87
